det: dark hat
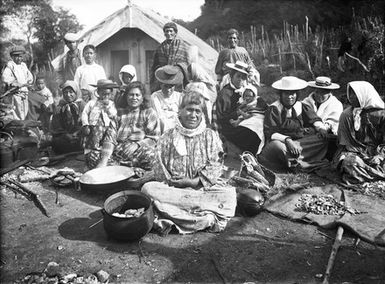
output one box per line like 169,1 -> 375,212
155,65 -> 183,85
10,46 -> 26,56
90,79 -> 119,89
163,22 -> 178,33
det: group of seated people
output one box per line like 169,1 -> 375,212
2,45 -> 384,235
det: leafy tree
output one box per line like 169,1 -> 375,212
1,0 -> 82,70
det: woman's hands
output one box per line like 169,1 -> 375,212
122,142 -> 139,157
169,176 -> 200,189
285,138 -> 302,157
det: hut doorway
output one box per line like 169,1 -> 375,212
111,50 -> 129,82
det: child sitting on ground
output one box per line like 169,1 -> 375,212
230,84 -> 267,127
26,75 -> 54,131
81,79 -> 118,169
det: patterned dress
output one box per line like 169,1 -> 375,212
334,81 -> 385,183
150,38 -> 190,92
87,107 -> 161,169
142,121 -> 237,234
51,99 -> 86,154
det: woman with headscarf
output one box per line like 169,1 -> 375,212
258,76 -> 329,171
141,91 -> 236,234
51,80 -> 86,154
114,65 -> 137,114
334,81 -> 385,184
93,81 -> 161,170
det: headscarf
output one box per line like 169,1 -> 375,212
348,81 -> 385,131
119,65 -> 137,86
185,82 -> 209,101
239,84 -> 258,104
173,113 -> 206,156
61,80 -> 81,102
59,81 -> 82,131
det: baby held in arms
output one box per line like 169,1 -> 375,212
230,84 -> 267,127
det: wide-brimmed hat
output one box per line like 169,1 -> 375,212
226,61 -> 250,75
10,46 -> 26,56
155,65 -> 183,85
64,32 -> 80,42
272,76 -> 308,90
308,76 -> 340,89
90,79 -> 119,89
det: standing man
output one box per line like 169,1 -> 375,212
1,46 -> 34,120
215,28 -> 258,89
150,22 -> 190,93
57,32 -> 82,87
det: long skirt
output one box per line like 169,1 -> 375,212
223,126 -> 261,155
141,181 -> 237,234
258,134 -> 329,170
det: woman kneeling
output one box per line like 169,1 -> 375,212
334,81 -> 385,183
142,91 -> 237,234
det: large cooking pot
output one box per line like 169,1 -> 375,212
102,190 -> 154,241
237,188 -> 265,217
79,166 -> 135,191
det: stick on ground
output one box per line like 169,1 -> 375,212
323,226 -> 344,284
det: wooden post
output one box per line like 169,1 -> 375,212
305,16 -> 309,40
323,226 -> 344,284
278,46 -> 283,74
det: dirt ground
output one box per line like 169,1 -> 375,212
1,152 -> 385,284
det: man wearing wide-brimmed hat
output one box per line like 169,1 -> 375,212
151,65 -> 183,133
150,22 -> 190,93
57,32 -> 82,86
214,60 -> 263,154
1,45 -> 34,120
303,76 -> 343,135
258,76 -> 330,171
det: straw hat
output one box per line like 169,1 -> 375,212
155,65 -> 183,85
226,60 -> 250,75
64,32 -> 80,42
308,76 -> 340,90
272,76 -> 308,90
90,79 -> 119,89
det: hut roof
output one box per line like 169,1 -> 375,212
52,3 -> 218,78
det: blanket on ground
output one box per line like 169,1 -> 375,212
264,185 -> 385,246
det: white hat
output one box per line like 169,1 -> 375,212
243,84 -> 258,97
272,76 -> 308,90
308,76 -> 340,89
226,60 -> 250,75
64,33 -> 79,42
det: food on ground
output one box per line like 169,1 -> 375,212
295,193 -> 363,215
112,208 -> 145,218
